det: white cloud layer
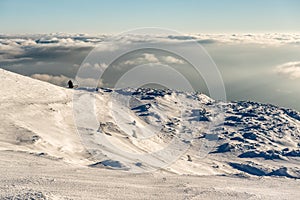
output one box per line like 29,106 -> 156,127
275,61 -> 300,80
162,56 -> 185,64
119,53 -> 185,68
31,74 -> 70,86
31,73 -> 105,88
1,33 -> 300,65
143,53 -> 159,63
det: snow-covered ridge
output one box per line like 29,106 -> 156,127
1,69 -> 300,178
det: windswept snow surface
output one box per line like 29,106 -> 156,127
0,69 -> 300,199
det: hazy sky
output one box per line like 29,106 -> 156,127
1,0 -> 300,34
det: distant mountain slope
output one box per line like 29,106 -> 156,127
0,69 -> 299,178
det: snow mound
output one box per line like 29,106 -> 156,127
89,159 -> 129,170
229,162 -> 300,179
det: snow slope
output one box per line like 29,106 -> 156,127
0,69 -> 88,164
1,68 -> 300,178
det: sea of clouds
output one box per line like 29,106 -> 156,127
1,33 -> 300,110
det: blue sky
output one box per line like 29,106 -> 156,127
1,0 -> 300,34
